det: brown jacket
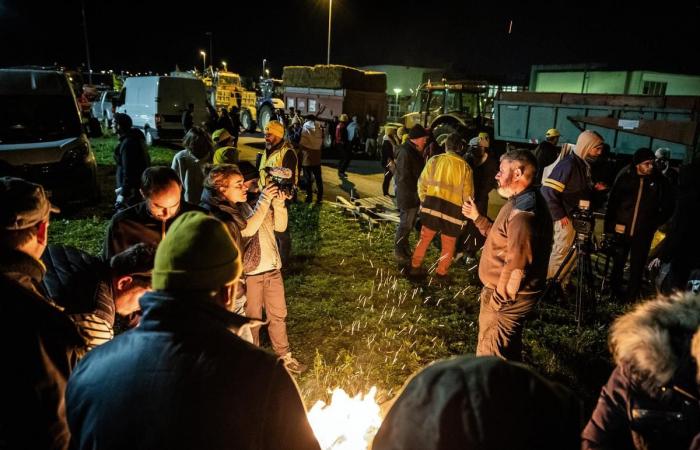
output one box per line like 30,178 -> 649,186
474,187 -> 553,303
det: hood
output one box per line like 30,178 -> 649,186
611,291 -> 700,389
573,130 -> 603,161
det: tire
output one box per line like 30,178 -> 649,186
240,109 -> 256,133
432,123 -> 458,146
258,105 -> 274,133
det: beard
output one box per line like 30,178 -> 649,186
497,173 -> 515,198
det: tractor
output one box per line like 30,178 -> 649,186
239,78 -> 285,132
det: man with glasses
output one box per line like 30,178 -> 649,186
604,148 -> 673,302
103,166 -> 202,260
542,130 -> 605,288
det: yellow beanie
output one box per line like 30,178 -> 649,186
265,121 -> 285,139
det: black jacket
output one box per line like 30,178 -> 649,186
66,291 -> 320,450
604,165 -> 673,238
103,201 -> 203,260
394,141 -> 425,209
467,153 -> 499,217
114,128 -> 150,206
533,140 -> 560,184
0,249 -> 84,450
541,152 -> 592,221
373,356 -> 583,450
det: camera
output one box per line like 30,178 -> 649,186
571,199 -> 595,237
264,166 -> 296,197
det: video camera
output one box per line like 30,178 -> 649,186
264,167 -> 296,197
571,199 -> 595,238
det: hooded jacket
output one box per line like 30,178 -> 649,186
114,128 -> 150,205
417,151 -> 474,237
394,141 -> 425,209
373,356 -> 583,450
582,292 -> 700,450
541,131 -> 603,221
299,120 -> 323,166
66,291 -> 320,450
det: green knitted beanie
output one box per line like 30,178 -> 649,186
152,211 -> 241,291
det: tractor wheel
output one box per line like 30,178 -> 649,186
240,109 -> 256,133
258,105 -> 274,133
431,123 -> 458,146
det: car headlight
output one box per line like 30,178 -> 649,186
62,138 -> 91,165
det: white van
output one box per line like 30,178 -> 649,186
115,76 -> 208,145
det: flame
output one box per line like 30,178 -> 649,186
307,387 -> 382,450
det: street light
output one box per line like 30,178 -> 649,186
262,58 -> 267,78
265,69 -> 270,78
393,87 -> 402,104
200,50 -> 206,74
222,61 -> 227,72
327,0 -> 333,65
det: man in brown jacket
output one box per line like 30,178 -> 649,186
462,150 -> 553,361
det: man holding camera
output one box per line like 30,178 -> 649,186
605,148 -> 673,302
541,130 -> 605,286
260,121 -> 298,267
462,150 -> 552,361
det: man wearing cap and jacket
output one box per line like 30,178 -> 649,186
541,130 -> 605,285
534,128 -> 561,185
0,176 -> 84,450
212,128 -> 239,165
605,148 -> 673,302
394,124 -> 429,268
66,212 -> 321,450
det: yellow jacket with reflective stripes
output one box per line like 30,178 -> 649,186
259,142 -> 298,189
418,151 -> 474,208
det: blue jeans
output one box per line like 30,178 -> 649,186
395,207 -> 419,265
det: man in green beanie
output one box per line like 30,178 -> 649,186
66,211 -> 320,450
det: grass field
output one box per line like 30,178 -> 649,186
48,136 -> 624,411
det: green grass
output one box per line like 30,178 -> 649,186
91,135 -> 175,166
48,137 -> 618,413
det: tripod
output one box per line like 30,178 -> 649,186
542,231 -> 597,326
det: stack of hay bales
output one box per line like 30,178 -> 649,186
283,65 -> 386,92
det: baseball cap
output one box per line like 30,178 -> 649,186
0,177 -> 60,230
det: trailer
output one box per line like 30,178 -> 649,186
494,92 -> 700,161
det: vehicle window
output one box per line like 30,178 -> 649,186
446,91 -> 461,113
0,94 -> 82,144
428,90 -> 444,114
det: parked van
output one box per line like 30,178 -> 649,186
0,69 -> 98,205
115,76 -> 208,145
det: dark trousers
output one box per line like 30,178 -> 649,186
382,169 -> 393,196
275,229 -> 292,268
476,287 -> 537,362
457,221 -> 486,257
338,143 -> 351,174
395,207 -> 419,265
303,165 -> 323,202
610,232 -> 655,301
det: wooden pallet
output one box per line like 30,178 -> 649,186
332,195 -> 400,228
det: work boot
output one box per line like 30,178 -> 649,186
281,352 -> 306,374
407,265 -> 428,280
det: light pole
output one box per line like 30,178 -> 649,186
200,51 -> 206,74
393,88 -> 402,104
81,0 -> 93,84
222,61 -> 227,72
265,69 -> 270,78
262,58 -> 267,78
327,0 -> 333,65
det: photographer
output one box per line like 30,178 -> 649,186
462,150 -> 552,361
541,130 -> 604,287
259,121 -> 298,267
605,148 -> 673,302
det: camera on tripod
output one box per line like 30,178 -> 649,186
571,199 -> 595,239
264,167 -> 296,197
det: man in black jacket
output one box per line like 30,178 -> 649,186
0,177 -> 84,450
67,212 -> 321,450
113,113 -> 150,210
394,124 -> 428,268
533,128 -> 561,184
605,148 -> 673,302
104,166 -> 201,260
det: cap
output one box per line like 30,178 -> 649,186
545,128 -> 560,138
0,177 -> 60,230
212,128 -> 232,143
633,148 -> 655,165
408,124 -> 428,140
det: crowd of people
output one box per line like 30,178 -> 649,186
4,105 -> 700,449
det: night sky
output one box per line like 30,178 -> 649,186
1,0 -> 699,82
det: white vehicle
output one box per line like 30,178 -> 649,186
91,90 -> 119,126
115,76 -> 208,145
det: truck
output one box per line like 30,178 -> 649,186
401,80 -> 492,145
202,70 -> 257,115
282,65 -> 387,148
494,92 -> 700,161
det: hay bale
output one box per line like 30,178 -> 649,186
282,65 -> 386,92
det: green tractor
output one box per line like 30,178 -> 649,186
239,78 -> 285,132
401,80 -> 493,145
